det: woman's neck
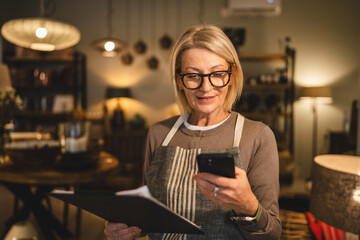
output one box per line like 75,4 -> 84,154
188,111 -> 230,127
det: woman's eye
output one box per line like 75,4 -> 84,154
212,72 -> 225,78
187,74 -> 199,79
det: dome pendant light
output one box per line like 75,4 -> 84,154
92,0 -> 126,57
1,0 -> 81,51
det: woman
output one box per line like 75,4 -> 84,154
105,24 -> 281,240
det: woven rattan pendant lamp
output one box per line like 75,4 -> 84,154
1,0 -> 81,51
92,0 -> 126,57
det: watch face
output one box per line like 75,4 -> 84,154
243,216 -> 257,222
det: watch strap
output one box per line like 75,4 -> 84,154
230,203 -> 262,224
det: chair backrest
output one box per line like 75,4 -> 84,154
105,129 -> 148,179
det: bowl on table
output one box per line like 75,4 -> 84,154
4,140 -> 61,167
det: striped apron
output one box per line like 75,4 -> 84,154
146,113 -> 245,240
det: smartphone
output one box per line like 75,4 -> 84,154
196,153 -> 235,178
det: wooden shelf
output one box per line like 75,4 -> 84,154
244,83 -> 290,90
14,86 -> 74,92
234,48 -> 295,158
13,111 -> 72,119
242,112 -> 290,119
5,55 -> 74,64
239,53 -> 289,62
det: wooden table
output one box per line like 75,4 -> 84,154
0,151 -> 119,239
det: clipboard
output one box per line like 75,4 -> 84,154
49,185 -> 203,234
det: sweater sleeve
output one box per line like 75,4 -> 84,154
142,130 -> 151,185
142,126 -> 156,185
237,125 -> 282,239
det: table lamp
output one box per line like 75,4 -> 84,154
310,154 -> 360,236
300,86 -> 332,159
105,87 -> 132,132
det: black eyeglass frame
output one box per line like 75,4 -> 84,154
179,64 -> 232,90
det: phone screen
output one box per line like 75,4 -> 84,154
196,153 -> 235,178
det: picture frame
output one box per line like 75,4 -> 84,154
52,94 -> 74,113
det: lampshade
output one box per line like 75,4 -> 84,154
300,86 -> 332,104
310,154 -> 360,234
105,87 -> 132,99
92,38 -> 127,57
92,0 -> 127,57
1,18 -> 81,51
0,64 -> 12,90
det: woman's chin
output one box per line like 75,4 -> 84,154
192,105 -> 222,116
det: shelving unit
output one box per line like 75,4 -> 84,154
2,42 -> 87,135
234,47 -> 296,184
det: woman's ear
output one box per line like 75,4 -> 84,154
229,63 -> 236,86
176,76 -> 183,90
228,74 -> 233,87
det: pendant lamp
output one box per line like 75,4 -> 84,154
1,0 -> 81,52
92,0 -> 126,57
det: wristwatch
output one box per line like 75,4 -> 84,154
229,204 -> 262,226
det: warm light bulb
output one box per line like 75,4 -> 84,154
104,41 -> 115,51
35,27 -> 48,38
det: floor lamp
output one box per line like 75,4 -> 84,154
301,86 -> 332,159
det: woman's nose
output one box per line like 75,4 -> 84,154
199,76 -> 212,91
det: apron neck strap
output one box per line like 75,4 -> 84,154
161,112 -> 189,146
233,114 -> 245,147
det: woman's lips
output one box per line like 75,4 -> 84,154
197,96 -> 215,102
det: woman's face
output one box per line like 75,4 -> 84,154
178,48 -> 231,118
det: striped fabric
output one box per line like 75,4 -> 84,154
163,148 -> 201,240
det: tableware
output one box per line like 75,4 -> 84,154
59,121 -> 90,154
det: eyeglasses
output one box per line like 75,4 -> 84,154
179,64 -> 232,90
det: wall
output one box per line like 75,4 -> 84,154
1,0 -> 359,179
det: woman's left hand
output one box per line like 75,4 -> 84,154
193,166 -> 258,216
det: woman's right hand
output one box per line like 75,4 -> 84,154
104,221 -> 142,240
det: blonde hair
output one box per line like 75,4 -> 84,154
170,24 -> 243,113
